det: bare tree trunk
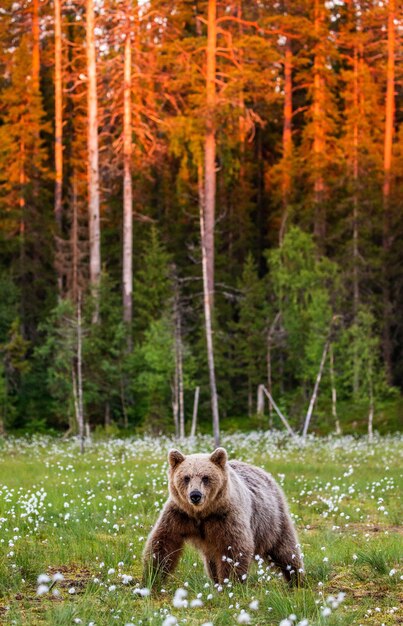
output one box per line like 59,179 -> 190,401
257,384 -> 264,416
174,277 -> 185,439
382,0 -> 395,385
72,175 -> 79,303
54,0 -> 63,231
280,37 -> 292,244
76,292 -> 85,453
261,386 -> 294,436
190,386 -> 200,439
172,359 -> 179,438
204,0 -> 216,310
302,337 -> 330,438
368,375 -> 374,443
123,1 -> 133,334
198,164 -> 220,447
329,344 -> 341,435
266,334 -> 273,423
86,0 -> 101,321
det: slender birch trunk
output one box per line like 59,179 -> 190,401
329,344 -> 341,435
72,175 -> 79,303
190,386 -> 200,439
261,386 -> 294,436
368,374 -> 374,443
280,37 -> 293,244
86,0 -> 101,320
302,337 -> 330,438
123,1 -> 133,332
198,164 -> 220,447
77,293 -> 85,453
174,277 -> 185,439
54,0 -> 63,230
382,0 -> 395,384
204,0 -> 216,310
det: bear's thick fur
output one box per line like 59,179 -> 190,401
143,447 -> 303,585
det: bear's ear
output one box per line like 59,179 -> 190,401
210,447 -> 227,468
168,449 -> 185,469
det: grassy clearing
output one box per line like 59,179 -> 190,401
0,432 -> 402,626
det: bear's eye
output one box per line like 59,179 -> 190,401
184,476 -> 190,484
202,476 -> 209,484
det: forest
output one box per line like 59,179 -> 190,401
0,0 -> 401,440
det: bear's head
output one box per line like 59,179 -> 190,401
168,448 -> 228,516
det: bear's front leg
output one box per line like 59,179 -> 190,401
216,534 -> 254,583
143,502 -> 185,585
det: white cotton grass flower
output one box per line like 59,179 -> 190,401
121,574 -> 133,584
52,572 -> 64,582
237,611 -> 251,623
201,623 -> 214,626
321,607 -> 331,617
190,598 -> 203,608
68,587 -> 76,594
173,587 -> 188,608
133,587 -> 150,597
162,616 -> 177,626
249,599 -> 259,610
37,574 -> 51,584
389,568 -> 396,576
36,584 -> 49,596
297,620 -> 309,626
279,620 -> 293,626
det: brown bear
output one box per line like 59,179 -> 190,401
143,447 -> 304,585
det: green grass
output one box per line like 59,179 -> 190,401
0,431 -> 402,625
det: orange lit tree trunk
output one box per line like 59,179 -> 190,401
280,37 -> 293,244
54,0 -> 63,231
198,165 -> 220,447
122,0 -> 133,332
313,0 -> 326,245
382,0 -> 395,383
86,0 -> 101,320
351,43 -> 361,395
204,0 -> 216,311
32,0 -> 40,92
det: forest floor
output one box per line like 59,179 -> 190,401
0,431 -> 402,626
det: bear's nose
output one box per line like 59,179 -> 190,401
190,490 -> 202,504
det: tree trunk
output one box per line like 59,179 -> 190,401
313,0 -> 326,245
368,375 -> 374,443
302,337 -> 330,438
280,37 -> 293,244
32,0 -> 40,93
261,385 -> 294,436
86,0 -> 101,320
76,292 -> 85,453
72,175 -> 79,303
190,386 -> 200,439
123,1 -> 133,333
329,344 -> 341,435
54,0 -> 63,231
204,0 -> 216,310
198,164 -> 220,447
174,277 -> 185,439
382,0 -> 395,384
352,45 -> 360,396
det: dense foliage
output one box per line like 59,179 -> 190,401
0,0 -> 401,435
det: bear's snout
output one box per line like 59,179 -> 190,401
189,490 -> 202,504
